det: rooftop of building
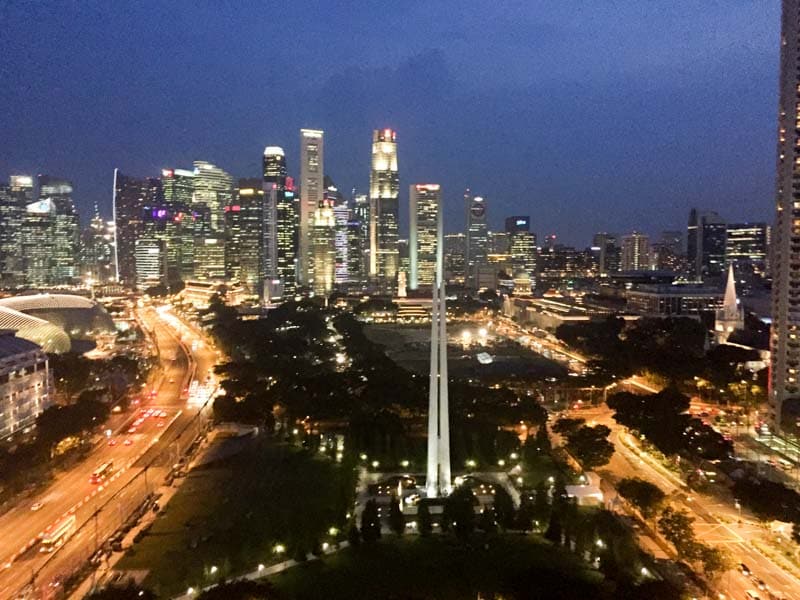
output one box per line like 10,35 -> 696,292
0,330 -> 42,359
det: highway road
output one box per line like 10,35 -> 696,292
0,303 -> 219,599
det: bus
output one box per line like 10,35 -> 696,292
90,461 -> 114,484
40,514 -> 76,552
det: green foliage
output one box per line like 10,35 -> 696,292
608,387 -> 732,460
197,580 -> 277,599
418,502 -> 433,537
617,478 -> 666,519
698,545 -> 733,580
552,417 -> 586,436
36,396 -> 109,450
388,495 -> 405,536
444,486 -> 477,541
564,425 -> 614,470
732,477 -> 800,523
86,583 -> 156,600
657,507 -> 701,560
360,499 -> 381,542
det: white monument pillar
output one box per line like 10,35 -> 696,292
426,193 -> 451,497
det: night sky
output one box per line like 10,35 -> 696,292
0,1 -> 781,245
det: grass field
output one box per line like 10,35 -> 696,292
117,437 -> 355,597
271,535 -> 604,600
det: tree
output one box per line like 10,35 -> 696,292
698,544 -> 733,580
617,478 -> 666,520
534,425 -> 551,454
544,511 -> 563,545
418,502 -> 433,537
360,499 -> 381,542
197,580 -> 277,599
565,425 -> 614,470
444,486 -> 477,541
552,417 -> 586,437
86,584 -> 156,600
477,507 -> 498,535
388,495 -> 405,536
492,486 -> 516,530
658,507 -> 700,560
532,480 -> 551,524
347,521 -> 361,546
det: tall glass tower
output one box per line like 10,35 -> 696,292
369,129 -> 399,293
299,129 -> 324,286
409,184 -> 440,290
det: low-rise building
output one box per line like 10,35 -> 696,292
0,331 -> 53,439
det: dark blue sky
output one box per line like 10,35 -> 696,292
0,1 -> 780,245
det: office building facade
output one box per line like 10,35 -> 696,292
465,193 -> 488,288
369,129 -> 399,292
0,332 -> 52,440
299,129 -> 324,285
409,184 -> 440,290
620,232 -> 650,272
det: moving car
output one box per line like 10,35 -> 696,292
30,502 -> 43,511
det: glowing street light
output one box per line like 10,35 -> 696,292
209,565 -> 218,575
273,544 -> 286,555
258,564 -> 265,572
400,459 -> 410,468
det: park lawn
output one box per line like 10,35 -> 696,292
271,535 -> 605,600
116,437 -> 355,597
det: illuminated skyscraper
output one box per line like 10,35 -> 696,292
0,175 -> 33,287
369,128 -> 399,292
225,179 -> 265,292
112,170 -> 151,286
161,168 -> 196,283
263,146 -> 297,298
443,233 -> 466,284
310,199 -> 336,297
80,206 -> 116,284
620,232 -> 651,272
192,161 -> 232,233
506,216 -> 536,280
409,184 -> 440,290
770,0 -> 800,431
465,192 -> 488,288
299,129 -> 324,285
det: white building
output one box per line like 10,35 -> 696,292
0,331 -> 53,439
409,184 -> 440,290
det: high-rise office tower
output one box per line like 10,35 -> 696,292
225,179 -> 265,292
506,216 -> 536,279
262,148 -> 281,292
409,184 -> 440,290
0,176 -> 33,287
443,233 -> 466,284
369,128 -> 399,293
135,237 -> 167,290
310,200 -> 336,297
771,0 -> 800,431
330,190 -> 350,285
727,222 -> 769,282
490,231 -> 511,255
112,170 -> 151,286
25,176 -> 80,286
465,193 -> 488,288
80,206 -> 116,284
345,219 -> 364,285
263,148 -> 297,296
620,232 -> 650,272
192,161 -> 232,233
687,209 -> 726,279
161,168 -> 196,283
299,129 -> 324,285
593,233 -> 620,276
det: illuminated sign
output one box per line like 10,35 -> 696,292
470,202 -> 485,218
516,219 -> 527,226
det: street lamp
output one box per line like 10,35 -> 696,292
273,544 -> 286,555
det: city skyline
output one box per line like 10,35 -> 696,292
0,2 -> 779,246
